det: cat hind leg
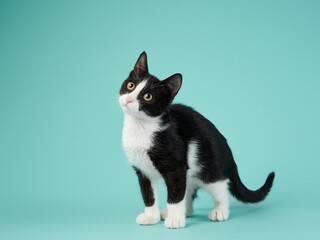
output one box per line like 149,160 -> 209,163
203,180 -> 229,222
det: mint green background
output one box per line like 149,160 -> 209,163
1,0 -> 319,239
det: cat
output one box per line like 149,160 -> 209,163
119,52 -> 275,229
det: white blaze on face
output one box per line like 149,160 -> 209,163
119,80 -> 147,114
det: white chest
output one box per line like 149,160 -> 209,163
122,115 -> 163,179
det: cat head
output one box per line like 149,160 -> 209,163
119,52 -> 182,118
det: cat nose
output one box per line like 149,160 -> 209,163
126,96 -> 133,104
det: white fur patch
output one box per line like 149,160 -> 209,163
165,198 -> 186,229
122,114 -> 163,179
202,180 -> 230,221
185,140 -> 201,217
187,141 -> 201,178
119,80 -> 147,115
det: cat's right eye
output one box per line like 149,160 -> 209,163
127,82 -> 135,91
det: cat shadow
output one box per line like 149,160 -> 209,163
186,205 -> 267,228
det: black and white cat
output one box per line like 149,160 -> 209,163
119,52 -> 275,229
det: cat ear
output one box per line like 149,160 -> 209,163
162,73 -> 182,102
133,51 -> 148,75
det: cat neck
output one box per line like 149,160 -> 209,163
123,112 -> 163,128
122,113 -> 166,150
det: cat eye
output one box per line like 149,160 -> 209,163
127,82 -> 135,90
143,93 -> 152,101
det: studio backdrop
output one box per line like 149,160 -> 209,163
0,0 -> 319,239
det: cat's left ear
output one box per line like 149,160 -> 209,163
162,73 -> 182,102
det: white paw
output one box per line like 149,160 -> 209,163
164,215 -> 186,229
136,213 -> 160,225
208,207 -> 229,222
160,208 -> 168,220
161,207 -> 193,219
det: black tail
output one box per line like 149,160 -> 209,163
228,168 -> 275,203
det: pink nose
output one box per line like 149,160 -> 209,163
126,96 -> 133,104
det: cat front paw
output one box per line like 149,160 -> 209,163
136,213 -> 160,225
161,207 -> 193,219
164,215 -> 186,229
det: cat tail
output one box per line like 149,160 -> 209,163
228,167 -> 275,203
